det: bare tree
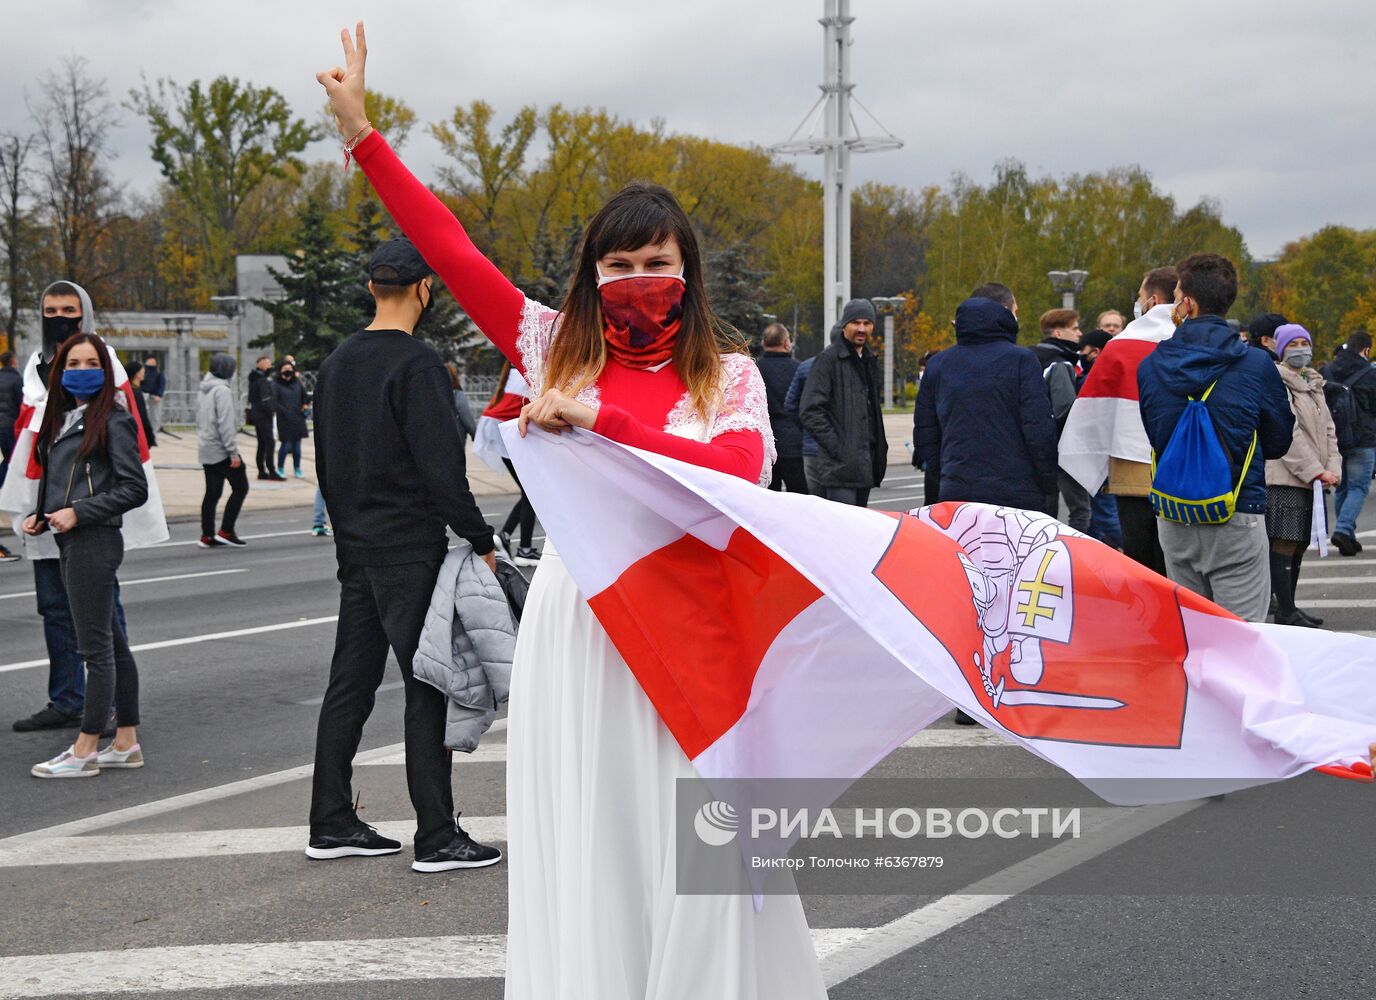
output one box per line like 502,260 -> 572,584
30,56 -> 123,287
0,131 -> 36,337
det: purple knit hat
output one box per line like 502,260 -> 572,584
1274,323 -> 1313,358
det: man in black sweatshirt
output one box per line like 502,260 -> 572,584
306,238 -> 500,873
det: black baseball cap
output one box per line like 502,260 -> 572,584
368,238 -> 433,286
1081,329 -> 1113,351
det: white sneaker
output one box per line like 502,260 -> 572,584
31,746 -> 99,779
97,743 -> 145,769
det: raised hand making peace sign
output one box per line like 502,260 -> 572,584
317,20 -> 371,141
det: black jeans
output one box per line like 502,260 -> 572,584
824,486 -> 871,507
310,558 -> 454,855
201,458 -> 249,537
769,456 -> 809,493
56,525 -> 139,735
1116,495 -> 1167,576
253,420 -> 275,477
501,458 -> 537,549
1057,469 -> 1093,534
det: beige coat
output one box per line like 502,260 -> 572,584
1265,364 -> 1341,489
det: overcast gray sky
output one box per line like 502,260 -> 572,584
6,0 -> 1373,259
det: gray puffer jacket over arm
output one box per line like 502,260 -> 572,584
413,541 -> 516,752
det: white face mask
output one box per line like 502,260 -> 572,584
1133,301 -> 1144,320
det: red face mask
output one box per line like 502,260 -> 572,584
598,271 -> 685,369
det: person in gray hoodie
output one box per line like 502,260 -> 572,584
196,352 -> 249,548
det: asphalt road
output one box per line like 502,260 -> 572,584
1,474 -> 1374,999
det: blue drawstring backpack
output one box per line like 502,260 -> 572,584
1150,381 -> 1257,525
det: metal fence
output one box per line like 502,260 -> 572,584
156,370 -> 502,428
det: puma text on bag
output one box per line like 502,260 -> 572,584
1150,381 -> 1256,525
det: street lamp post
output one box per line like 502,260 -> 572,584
1047,269 -> 1090,311
872,296 -> 903,409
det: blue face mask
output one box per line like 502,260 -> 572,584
61,368 -> 105,399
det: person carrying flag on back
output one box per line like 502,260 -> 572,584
1060,266 -> 1181,575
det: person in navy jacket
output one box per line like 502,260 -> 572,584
1137,253 -> 1293,620
914,285 -> 1058,513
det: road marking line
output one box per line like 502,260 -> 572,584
297,680 -> 405,706
360,741 -> 508,767
0,805 -> 1203,994
0,722 -> 509,849
0,616 -> 340,674
0,568 -> 247,602
820,799 -> 1205,987
1295,576 -> 1376,586
155,529 -> 315,548
0,935 -> 509,997
902,728 -> 1013,748
356,728 -> 987,768
0,929 -> 869,996
874,493 -> 925,505
1280,599 -> 1376,607
0,818 -> 507,868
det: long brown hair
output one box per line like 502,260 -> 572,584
543,182 -> 746,419
488,360 -> 512,408
36,333 -> 120,461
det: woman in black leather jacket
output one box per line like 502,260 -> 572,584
23,333 -> 148,779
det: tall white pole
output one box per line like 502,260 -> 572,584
773,1 -> 901,340
821,0 -> 840,333
834,0 -> 853,324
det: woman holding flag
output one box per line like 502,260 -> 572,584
317,22 -> 820,1000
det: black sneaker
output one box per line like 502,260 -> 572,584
0,544 -> 20,563
953,709 -> 978,726
304,820 -> 402,860
1331,532 -> 1360,557
411,815 -> 502,872
1296,609 -> 1325,627
499,530 -> 514,557
13,705 -> 82,732
513,546 -> 541,567
215,530 -> 247,548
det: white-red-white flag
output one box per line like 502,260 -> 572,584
1060,303 -> 1176,495
506,424 -> 1375,805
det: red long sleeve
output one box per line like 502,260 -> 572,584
593,404 -> 765,483
353,130 -> 527,368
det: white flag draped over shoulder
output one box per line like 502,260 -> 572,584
505,425 -> 1375,805
0,348 -> 169,559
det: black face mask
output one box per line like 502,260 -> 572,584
42,314 -> 82,358
417,281 -> 434,320
280,370 -> 295,383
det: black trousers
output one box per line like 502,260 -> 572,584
1116,495 -> 1167,576
309,557 -> 453,855
769,456 -> 809,493
201,458 -> 249,537
57,525 -> 139,735
253,420 -> 275,477
501,458 -> 537,549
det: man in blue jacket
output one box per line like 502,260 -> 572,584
914,284 -> 1059,512
1137,254 -> 1294,621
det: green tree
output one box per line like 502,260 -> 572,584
430,100 -> 537,268
130,75 -> 317,293
705,242 -> 768,342
252,194 -> 361,366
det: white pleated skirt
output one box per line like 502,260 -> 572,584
504,546 -> 828,999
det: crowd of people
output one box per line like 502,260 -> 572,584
0,20 -> 1373,998
759,257 -> 1376,629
